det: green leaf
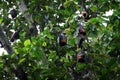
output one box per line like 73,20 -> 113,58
18,58 -> 26,65
63,0 -> 74,8
69,51 -> 75,55
45,6 -> 49,11
24,39 -> 31,47
68,37 -> 76,46
0,18 -> 3,24
42,42 -> 47,47
90,5 -> 97,11
76,63 -> 87,70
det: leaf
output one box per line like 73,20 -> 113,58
11,54 -> 15,59
14,49 -> 19,54
69,51 -> 75,55
18,58 -> 26,65
77,63 -> 87,70
68,37 -> 76,46
63,0 -> 74,8
24,39 -> 31,47
45,6 -> 49,11
90,5 -> 97,11
0,18 -> 3,24
42,42 -> 47,47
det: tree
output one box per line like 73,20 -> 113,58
0,0 -> 120,80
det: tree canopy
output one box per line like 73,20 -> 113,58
0,0 -> 120,80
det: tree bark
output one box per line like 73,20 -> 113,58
17,0 -> 38,36
0,26 -> 28,80
17,0 -> 48,66
0,26 -> 14,54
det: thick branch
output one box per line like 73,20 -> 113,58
17,0 -> 33,26
17,0 -> 38,36
0,26 -> 14,54
17,0 -> 48,64
0,26 -> 28,80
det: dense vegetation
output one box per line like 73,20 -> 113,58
0,0 -> 120,80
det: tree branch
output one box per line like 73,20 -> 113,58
0,25 -> 28,80
17,0 -> 38,36
17,0 -> 48,65
0,26 -> 14,54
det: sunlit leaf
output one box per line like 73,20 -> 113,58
24,39 -> 31,47
18,58 -> 26,65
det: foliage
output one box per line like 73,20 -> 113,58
0,0 -> 120,80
